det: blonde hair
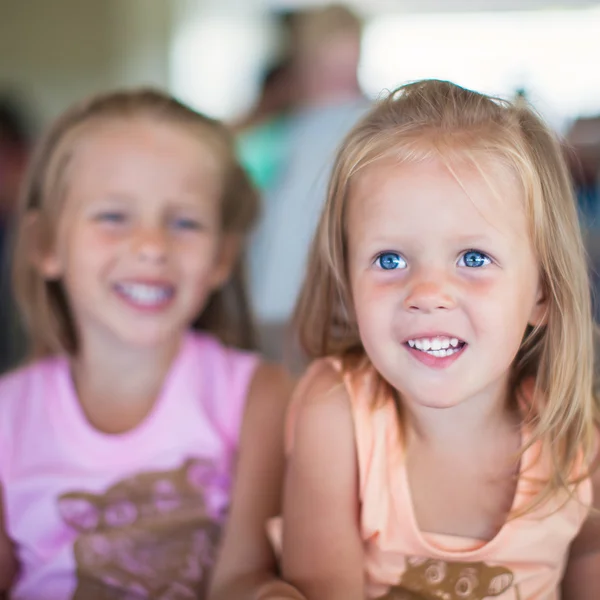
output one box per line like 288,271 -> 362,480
295,79 -> 597,510
13,88 -> 260,357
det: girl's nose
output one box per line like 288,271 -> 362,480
132,227 -> 168,264
403,276 -> 456,313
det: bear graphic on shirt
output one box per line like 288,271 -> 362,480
57,457 -> 230,600
377,556 -> 516,600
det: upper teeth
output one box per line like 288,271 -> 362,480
116,283 -> 172,305
407,336 -> 460,351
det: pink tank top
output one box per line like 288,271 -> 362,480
0,331 -> 259,600
270,358 -> 592,600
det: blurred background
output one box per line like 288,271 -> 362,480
1,0 -> 600,369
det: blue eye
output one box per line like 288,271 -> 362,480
96,212 -> 126,224
459,250 -> 491,268
172,218 -> 202,230
376,252 -> 407,270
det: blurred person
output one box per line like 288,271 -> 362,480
270,80 -> 600,598
0,95 -> 31,372
249,4 -> 370,365
0,88 -> 295,599
234,58 -> 296,135
289,4 -> 364,108
236,58 -> 296,192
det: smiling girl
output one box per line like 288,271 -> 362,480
272,80 -> 600,599
0,89 -> 291,600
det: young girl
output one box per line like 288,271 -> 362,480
273,80 -> 600,599
0,88 -> 293,600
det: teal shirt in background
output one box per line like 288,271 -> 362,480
236,114 -> 291,191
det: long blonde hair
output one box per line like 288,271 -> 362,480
13,88 -> 260,357
295,79 -> 597,509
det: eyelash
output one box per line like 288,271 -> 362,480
172,218 -> 203,231
96,212 -> 126,223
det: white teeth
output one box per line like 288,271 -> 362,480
430,349 -> 454,357
406,335 -> 464,357
116,283 -> 173,306
414,338 -> 431,351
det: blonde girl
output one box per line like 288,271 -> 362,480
275,80 -> 600,599
0,88 -> 292,600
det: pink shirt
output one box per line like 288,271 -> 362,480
270,359 -> 592,600
0,331 -> 259,600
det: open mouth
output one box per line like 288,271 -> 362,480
406,336 -> 467,358
114,282 -> 175,307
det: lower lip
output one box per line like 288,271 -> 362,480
113,287 -> 175,313
406,344 -> 466,369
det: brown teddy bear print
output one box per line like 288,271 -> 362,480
377,556 -> 519,600
57,457 -> 230,599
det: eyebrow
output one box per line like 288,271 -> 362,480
92,193 -> 206,208
357,231 -> 499,246
94,194 -> 132,204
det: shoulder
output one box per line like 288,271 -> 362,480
186,330 -> 257,365
0,356 -> 62,403
286,359 -> 355,455
245,361 -> 294,415
0,356 -> 65,478
248,357 -> 294,398
185,330 -> 260,391
289,355 -> 394,439
297,355 -> 390,415
177,332 -> 263,445
237,362 -> 295,453
282,361 -> 360,526
297,358 -> 349,409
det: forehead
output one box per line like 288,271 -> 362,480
65,117 -> 223,193
347,155 -> 528,244
87,117 -> 220,166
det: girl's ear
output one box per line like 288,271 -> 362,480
528,279 -> 548,327
24,210 -> 63,280
209,233 -> 241,291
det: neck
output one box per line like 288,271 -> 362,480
404,378 -> 519,451
71,332 -> 183,418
